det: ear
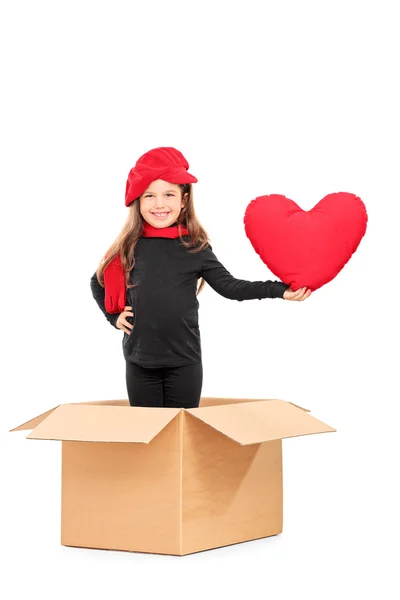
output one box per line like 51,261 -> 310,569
181,193 -> 188,209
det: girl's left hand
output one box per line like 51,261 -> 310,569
283,286 -> 312,301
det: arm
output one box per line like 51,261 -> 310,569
90,272 -> 121,329
199,246 -> 290,301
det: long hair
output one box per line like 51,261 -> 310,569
94,183 -> 209,295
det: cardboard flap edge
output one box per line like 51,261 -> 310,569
187,400 -> 335,444
9,406 -> 61,432
23,404 -> 182,443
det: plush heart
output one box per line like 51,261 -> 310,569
244,192 -> 368,291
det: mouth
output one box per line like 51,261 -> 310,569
151,212 -> 170,220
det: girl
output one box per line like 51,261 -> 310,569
90,146 -> 311,409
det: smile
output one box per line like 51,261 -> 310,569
151,212 -> 170,219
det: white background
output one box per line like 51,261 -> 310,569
1,0 -> 399,598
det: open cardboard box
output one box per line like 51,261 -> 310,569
10,397 -> 335,555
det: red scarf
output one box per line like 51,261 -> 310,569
103,222 -> 189,313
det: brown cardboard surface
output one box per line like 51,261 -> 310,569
9,406 -> 61,432
181,411 -> 283,554
61,414 -> 183,554
288,401 -> 310,412
80,399 -> 130,406
9,397 -> 310,434
187,399 -> 335,445
8,397 -> 270,432
9,399 -> 130,432
10,396 -> 335,555
200,397 -> 267,407
200,397 -> 310,411
26,404 -> 181,443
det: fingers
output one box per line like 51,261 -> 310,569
119,319 -> 134,334
296,287 -> 307,300
296,287 -> 312,301
286,287 -> 305,300
287,287 -> 312,301
292,287 -> 305,299
117,306 -> 135,334
123,314 -> 134,333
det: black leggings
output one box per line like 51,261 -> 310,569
125,361 -> 203,408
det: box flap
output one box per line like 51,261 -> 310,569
187,400 -> 335,445
9,406 -> 61,432
199,397 -> 266,407
199,397 -> 310,412
9,399 -> 132,432
26,404 -> 181,443
288,401 -> 310,412
10,398 -> 311,433
74,399 -> 130,407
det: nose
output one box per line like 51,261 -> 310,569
154,196 -> 167,208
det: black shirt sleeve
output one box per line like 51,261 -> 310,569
90,272 -> 121,329
199,246 -> 290,301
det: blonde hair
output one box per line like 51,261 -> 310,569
94,183 -> 209,295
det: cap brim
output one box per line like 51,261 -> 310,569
125,167 -> 198,206
159,167 -> 198,184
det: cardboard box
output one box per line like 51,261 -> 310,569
10,397 -> 335,555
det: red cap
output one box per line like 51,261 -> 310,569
125,147 -> 198,206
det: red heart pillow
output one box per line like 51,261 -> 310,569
244,192 -> 368,291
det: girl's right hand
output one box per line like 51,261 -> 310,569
116,306 -> 135,334
283,286 -> 312,301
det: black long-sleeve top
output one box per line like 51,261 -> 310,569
90,237 -> 289,368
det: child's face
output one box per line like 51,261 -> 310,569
139,179 -> 185,228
